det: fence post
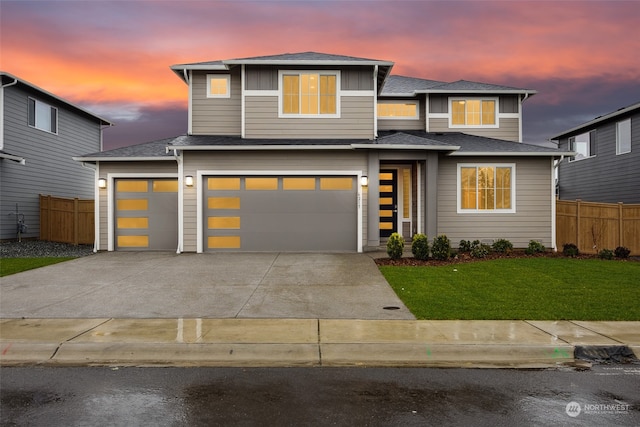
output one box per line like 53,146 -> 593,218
619,202 -> 624,249
74,197 -> 79,246
48,195 -> 53,242
576,199 -> 581,251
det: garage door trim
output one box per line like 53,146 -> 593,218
196,170 -> 364,253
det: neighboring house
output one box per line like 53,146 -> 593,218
74,52 -> 571,253
551,102 -> 639,204
0,72 -> 112,241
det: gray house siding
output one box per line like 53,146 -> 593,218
437,155 -> 554,248
429,117 -> 520,142
1,84 -> 102,240
557,110 -> 639,204
191,69 -> 242,136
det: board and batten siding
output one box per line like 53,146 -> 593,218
96,161 -> 177,250
1,84 -> 102,240
245,65 -> 374,91
181,150 -> 369,252
244,95 -> 374,139
191,70 -> 241,136
557,110 -> 640,204
437,156 -> 553,248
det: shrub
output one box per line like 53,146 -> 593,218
562,243 -> 580,258
458,240 -> 472,253
614,246 -> 631,259
411,233 -> 430,260
598,248 -> 614,260
470,242 -> 491,258
386,232 -> 405,260
525,240 -> 546,255
492,239 -> 513,254
431,235 -> 451,261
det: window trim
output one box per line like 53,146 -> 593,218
377,100 -> 419,120
569,130 -> 596,162
206,74 -> 231,99
28,97 -> 58,134
456,163 -> 516,214
278,70 -> 341,118
449,97 -> 499,129
616,118 -> 632,155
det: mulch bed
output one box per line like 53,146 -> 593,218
374,250 -> 636,267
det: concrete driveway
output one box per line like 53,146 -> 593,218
0,252 -> 414,320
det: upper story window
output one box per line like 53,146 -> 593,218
616,118 -> 632,155
569,130 -> 596,161
280,71 -> 339,117
28,98 -> 58,134
377,101 -> 418,119
450,98 -> 497,127
458,164 -> 515,213
207,74 -> 230,98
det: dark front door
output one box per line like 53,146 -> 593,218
379,169 -> 397,238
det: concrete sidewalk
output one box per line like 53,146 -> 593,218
2,318 -> 638,368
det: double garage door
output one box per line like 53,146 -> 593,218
114,175 -> 358,252
204,175 -> 358,252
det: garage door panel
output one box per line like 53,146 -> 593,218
205,176 -> 357,252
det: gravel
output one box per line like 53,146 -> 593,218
0,240 -> 95,258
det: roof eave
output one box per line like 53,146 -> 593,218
351,144 -> 460,151
170,145 -> 357,151
73,156 -> 174,162
448,151 -> 574,157
421,89 -> 537,95
223,59 -> 395,67
549,102 -> 640,140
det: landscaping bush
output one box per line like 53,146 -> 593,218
458,240 -> 472,253
492,239 -> 513,254
614,246 -> 631,259
431,235 -> 451,261
598,248 -> 614,260
562,243 -> 580,258
470,242 -> 491,258
386,232 -> 405,260
525,240 -> 546,255
411,233 -> 430,260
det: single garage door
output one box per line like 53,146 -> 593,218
204,175 -> 357,252
115,178 -> 178,251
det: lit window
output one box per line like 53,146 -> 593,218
207,74 -> 230,98
458,164 -> 515,213
616,119 -> 631,155
377,102 -> 418,119
569,130 -> 596,161
28,98 -> 57,133
451,98 -> 496,127
281,71 -> 338,116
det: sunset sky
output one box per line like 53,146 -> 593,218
2,0 -> 639,150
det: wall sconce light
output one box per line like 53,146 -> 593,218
185,175 -> 194,187
360,176 -> 369,186
98,178 -> 107,189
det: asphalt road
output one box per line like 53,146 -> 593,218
1,366 -> 639,426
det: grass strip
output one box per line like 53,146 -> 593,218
0,257 -> 75,277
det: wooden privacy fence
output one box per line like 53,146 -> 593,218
556,199 -> 640,255
40,195 -> 94,245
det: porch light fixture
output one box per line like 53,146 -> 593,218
98,178 -> 107,189
185,175 -> 194,187
360,176 -> 368,186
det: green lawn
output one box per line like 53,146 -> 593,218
0,257 -> 75,277
379,258 -> 640,320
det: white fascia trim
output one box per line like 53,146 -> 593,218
224,59 -> 394,67
105,172 -> 178,252
448,151 -> 574,157
188,70 -> 193,134
423,89 -> 537,95
379,93 -> 417,97
73,157 -> 174,162
351,144 -> 460,151
196,170 -> 364,254
342,90 -> 374,97
171,145 -> 356,151
171,64 -> 229,71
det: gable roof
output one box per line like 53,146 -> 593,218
381,75 -> 447,96
1,72 -> 113,126
549,101 -> 640,140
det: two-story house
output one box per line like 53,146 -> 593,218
75,52 -> 571,253
1,72 -> 112,241
551,102 -> 639,204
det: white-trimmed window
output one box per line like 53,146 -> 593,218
377,101 -> 419,119
616,118 -> 631,155
206,74 -> 230,98
28,98 -> 58,134
450,98 -> 498,127
457,164 -> 515,213
569,130 -> 596,161
279,71 -> 339,117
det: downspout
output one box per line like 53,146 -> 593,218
373,65 -> 378,139
0,77 -> 19,151
174,148 -> 184,254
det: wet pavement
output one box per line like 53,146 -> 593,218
2,366 -> 639,426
